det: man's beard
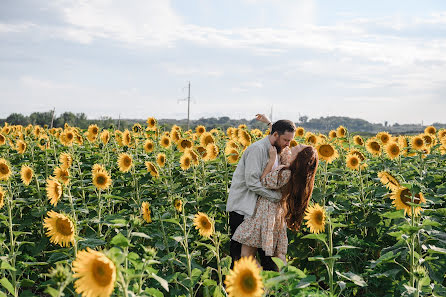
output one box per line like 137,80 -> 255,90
273,140 -> 283,154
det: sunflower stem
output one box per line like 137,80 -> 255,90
6,180 -> 17,296
118,271 -> 129,297
97,189 -> 103,237
327,216 -> 335,296
181,203 -> 193,296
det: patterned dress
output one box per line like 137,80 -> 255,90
232,163 -> 291,257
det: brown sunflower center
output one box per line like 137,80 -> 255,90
96,175 -> 106,185
350,158 -> 358,166
56,218 -> 73,236
200,218 -> 210,229
66,133 -> 74,140
319,145 -> 334,157
315,211 -> 323,224
415,138 -> 423,147
123,157 -> 131,167
370,142 -> 380,151
25,170 -> 32,179
400,189 -> 422,205
241,271 -> 256,292
92,259 -> 113,286
0,164 -> 10,175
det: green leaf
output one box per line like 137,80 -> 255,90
335,271 -> 367,287
110,233 -> 130,248
334,245 -> 359,251
295,275 -> 317,288
302,233 -> 327,243
78,238 -> 106,249
144,287 -> 164,297
213,286 -> 225,297
44,287 -> 59,297
0,278 -> 14,295
271,257 -> 284,270
0,290 -> 6,297
151,273 -> 169,292
428,245 -> 446,255
382,210 -> 405,219
0,261 -> 16,272
131,232 -> 151,240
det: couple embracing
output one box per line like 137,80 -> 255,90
226,114 -> 319,271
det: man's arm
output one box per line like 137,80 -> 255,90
244,147 -> 282,202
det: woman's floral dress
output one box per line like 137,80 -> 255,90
232,159 -> 291,257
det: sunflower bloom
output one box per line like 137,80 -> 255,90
72,248 -> 116,297
145,161 -> 159,178
54,167 -> 70,186
200,132 -> 215,147
143,140 -> 154,153
185,149 -> 200,166
16,140 -> 27,154
424,126 -> 436,135
0,159 -> 12,181
203,143 -> 219,162
117,153 -> 133,173
328,130 -> 337,139
100,130 -> 110,144
316,143 -> 338,163
377,132 -> 391,145
336,126 -> 347,138
59,153 -> 73,170
391,187 -> 426,216
346,154 -> 360,170
226,148 -> 240,164
353,135 -> 364,146
238,130 -> 252,147
304,204 -> 326,234
225,256 -> 264,297
46,177 -> 63,206
289,139 -> 298,148
378,171 -> 400,191
156,153 -> 166,167
180,153 -> 192,170
422,134 -> 435,148
43,211 -> 75,247
92,170 -> 112,191
0,133 -> 5,145
141,202 -> 152,223
173,198 -> 183,212
178,139 -> 193,152
193,212 -> 214,238
159,135 -> 171,149
0,186 -> 5,209
385,142 -> 400,160
146,117 -> 157,130
366,138 -> 381,156
195,125 -> 206,135
411,135 -> 425,151
349,149 -> 365,161
296,127 -> 305,137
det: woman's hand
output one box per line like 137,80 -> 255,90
269,146 -> 277,160
255,114 -> 271,124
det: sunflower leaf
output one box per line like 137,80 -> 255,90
302,233 -> 327,243
0,278 -> 14,295
335,271 -> 367,287
382,210 -> 405,219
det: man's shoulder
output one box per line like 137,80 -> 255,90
246,137 -> 267,152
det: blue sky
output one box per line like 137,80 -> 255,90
1,0 -> 445,124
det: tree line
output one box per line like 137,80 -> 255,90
1,111 -> 444,134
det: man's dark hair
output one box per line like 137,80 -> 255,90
271,120 -> 296,135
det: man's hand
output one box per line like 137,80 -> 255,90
255,114 -> 271,124
269,146 -> 277,160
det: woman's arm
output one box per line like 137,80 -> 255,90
255,114 -> 272,130
261,146 -> 277,180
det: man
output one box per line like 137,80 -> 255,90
226,116 -> 296,271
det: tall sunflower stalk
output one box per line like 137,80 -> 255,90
5,180 -> 18,296
97,188 -> 103,236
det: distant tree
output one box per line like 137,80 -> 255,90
6,113 -> 29,125
29,111 -> 53,126
299,115 -> 308,123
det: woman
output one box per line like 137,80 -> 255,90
232,116 -> 319,264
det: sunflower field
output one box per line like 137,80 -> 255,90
0,120 -> 445,297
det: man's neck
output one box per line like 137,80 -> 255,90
268,135 -> 275,145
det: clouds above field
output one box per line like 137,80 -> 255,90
1,0 -> 446,124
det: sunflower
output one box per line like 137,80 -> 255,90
366,138 -> 381,156
178,139 -> 193,152
132,123 -> 142,134
122,130 -> 131,146
100,130 -> 110,144
146,117 -> 157,130
391,187 -> 426,216
145,161 -> 159,178
238,130 -> 252,147
438,129 -> 446,140
295,127 -> 304,137
411,135 -> 425,151
422,134 -> 435,148
0,159 -> 12,181
440,145 -> 446,155
156,153 -> 166,167
180,153 -> 192,170
328,130 -> 337,139
203,143 -> 219,162
377,132 -> 391,145
225,140 -> 240,155
336,126 -> 347,138
18,165 -> 33,186
0,133 -> 5,145
195,125 -> 206,135
92,170 -> 112,190
143,140 -> 154,153
114,130 -> 123,146
43,210 -> 75,247
92,164 -> 106,175
173,198 -> 183,212
385,142 -> 400,160
193,212 -> 214,238
305,133 -> 318,145
238,124 -> 247,129
250,129 -> 263,138
38,134 -> 50,150
60,130 -> 75,146
349,149 -> 365,161
46,177 -> 63,206
0,186 -> 5,209
200,132 -> 215,147
316,143 -> 338,163
424,125 -> 436,135
171,130 -> 181,144
117,153 -> 133,172
225,256 -> 264,297
54,167 -> 70,186
377,171 -> 400,191
16,140 -> 27,154
141,202 -> 152,223
72,248 -> 116,297
185,148 -> 200,166
289,139 -> 298,148
226,148 -> 240,164
398,136 -> 408,151
226,127 -> 235,138
346,154 -> 360,170
304,204 -> 326,234
160,135 -> 171,149
353,135 -> 364,146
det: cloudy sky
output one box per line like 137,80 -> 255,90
1,0 -> 445,124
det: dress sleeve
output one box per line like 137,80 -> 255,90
261,169 -> 291,190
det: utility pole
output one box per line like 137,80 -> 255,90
117,114 -> 121,130
50,108 -> 55,128
178,81 -> 192,130
269,105 -> 273,123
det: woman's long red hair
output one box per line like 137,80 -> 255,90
281,146 -> 319,231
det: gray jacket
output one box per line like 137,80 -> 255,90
226,136 -> 282,216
